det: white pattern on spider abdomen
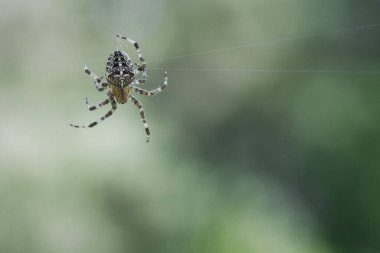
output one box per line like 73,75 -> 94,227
106,50 -> 135,87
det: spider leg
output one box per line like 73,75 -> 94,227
132,69 -> 168,96
132,64 -> 147,85
128,94 -> 150,143
131,78 -> 146,85
70,93 -> 117,128
116,35 -> 147,80
85,97 -> 111,111
84,65 -> 108,91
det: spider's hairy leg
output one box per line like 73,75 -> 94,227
85,97 -> 111,111
84,65 -> 108,91
128,94 -> 151,143
131,77 -> 146,85
132,63 -> 147,84
132,69 -> 168,96
116,35 -> 147,79
70,93 -> 117,128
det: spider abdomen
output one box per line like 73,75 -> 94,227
106,50 -> 134,87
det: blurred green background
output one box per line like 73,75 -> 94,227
1,0 -> 380,252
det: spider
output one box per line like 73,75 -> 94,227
70,35 -> 168,143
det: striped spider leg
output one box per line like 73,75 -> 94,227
117,35 -> 147,84
84,65 -> 109,91
126,70 -> 167,143
131,69 -> 168,96
70,92 -> 118,128
128,94 -> 151,143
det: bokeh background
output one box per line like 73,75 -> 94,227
1,0 -> 380,252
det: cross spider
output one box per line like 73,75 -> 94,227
70,35 -> 168,143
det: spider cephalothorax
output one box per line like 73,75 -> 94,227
70,35 -> 168,143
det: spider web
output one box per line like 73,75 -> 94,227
145,23 -> 380,75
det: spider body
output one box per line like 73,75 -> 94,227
106,50 -> 135,88
105,50 -> 135,104
70,35 -> 168,143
